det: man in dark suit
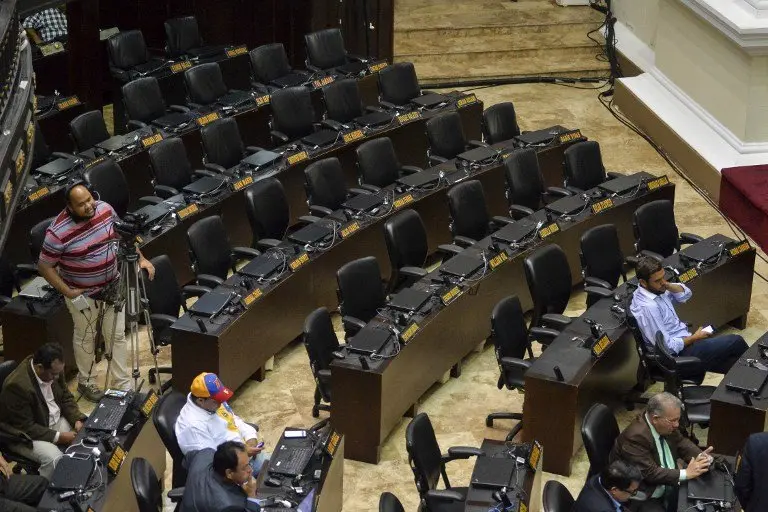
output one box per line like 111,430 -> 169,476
0,450 -> 48,512
575,460 -> 642,512
734,432 -> 768,512
610,392 -> 712,512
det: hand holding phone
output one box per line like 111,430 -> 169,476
702,325 -> 714,335
256,441 -> 265,449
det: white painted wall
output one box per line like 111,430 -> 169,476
612,0 -> 660,51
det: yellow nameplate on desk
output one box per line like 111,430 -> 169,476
312,76 -> 335,88
325,429 -> 342,456
341,222 -> 360,239
343,129 -> 364,144
15,149 -> 25,176
489,251 -> 508,270
678,268 -> 699,283
255,95 -> 270,107
28,187 -> 49,202
396,111 -> 421,125
26,121 -> 34,147
108,445 -> 126,475
591,334 -> 613,359
141,390 -> 159,417
539,223 -> 560,239
226,45 -> 248,58
401,322 -> 420,344
729,241 -> 751,257
141,133 -> 163,148
196,112 -> 220,126
243,288 -> 263,307
87,507 -> 96,512
170,60 -> 192,74
647,175 -> 669,191
85,156 -> 106,169
289,252 -> 309,272
558,129 -> 583,144
232,176 -> 254,191
368,61 -> 388,73
40,41 -> 64,56
518,502 -> 528,512
393,194 -> 414,209
441,286 -> 461,305
457,94 -> 478,109
56,96 -> 80,110
177,203 -> 199,219
135,235 -> 143,244
287,151 -> 308,165
591,197 -> 614,214
527,440 -> 542,471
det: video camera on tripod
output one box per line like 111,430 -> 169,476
113,212 -> 150,239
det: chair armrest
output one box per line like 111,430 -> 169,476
51,152 -> 79,161
127,119 -> 148,131
529,326 -> 561,345
181,285 -> 211,300
453,235 -> 477,247
245,146 -> 265,154
639,250 -> 664,262
426,490 -> 465,503
317,368 -> 332,382
154,184 -> 180,199
585,276 -> 613,289
270,130 -> 290,144
0,295 -> 11,308
193,169 -> 219,179
305,62 -> 323,73
541,313 -> 572,330
196,274 -> 224,288
365,105 -> 386,113
186,102 -> 204,110
309,205 -> 335,217
321,119 -> 346,132
400,165 -> 422,175
545,186 -> 572,197
15,263 -> 39,278
149,313 -> 178,330
168,105 -> 190,113
348,187 -> 372,196
232,247 -> 261,260
674,356 -> 704,375
566,186 -> 585,195
428,155 -> 448,166
436,244 -> 464,256
399,266 -> 428,279
137,196 -> 163,207
499,356 -> 532,373
167,487 -> 185,502
509,204 -> 535,219
491,215 -> 515,227
359,184 -> 381,193
586,286 -> 615,301
606,171 -> 623,180
679,233 -> 704,245
204,163 -> 228,174
444,446 -> 485,461
297,215 -> 322,225
347,53 -> 368,63
624,255 -> 639,268
256,239 -> 283,251
378,99 -> 401,110
467,140 -> 488,148
342,315 -> 367,334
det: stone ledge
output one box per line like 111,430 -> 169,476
679,0 -> 768,54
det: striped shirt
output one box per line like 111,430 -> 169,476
38,201 -> 119,295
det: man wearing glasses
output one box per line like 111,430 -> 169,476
610,392 -> 712,511
574,460 -> 642,511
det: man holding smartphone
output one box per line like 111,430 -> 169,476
630,257 -> 747,378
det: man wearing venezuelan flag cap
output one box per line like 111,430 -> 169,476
175,372 -> 270,474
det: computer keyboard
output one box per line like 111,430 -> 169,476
85,394 -> 132,431
271,446 -> 313,476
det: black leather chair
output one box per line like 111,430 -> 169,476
632,199 -> 703,261
425,111 -> 487,165
0,261 -> 15,318
303,307 -> 342,417
383,209 -> 462,292
446,180 -> 513,246
148,138 -> 221,199
379,492 -> 405,512
581,403 -> 619,478
323,78 -> 387,130
485,296 -> 558,440
503,148 -> 571,219
152,391 -> 187,488
200,117 -> 262,173
186,215 -> 260,287
482,102 -> 520,144
13,216 -> 55,286
579,224 -> 628,307
378,62 -> 428,108
304,157 -> 374,217
131,457 -> 183,512
84,158 -> 161,217
269,86 -> 337,146
106,30 -> 167,83
542,480 -> 575,512
69,110 -> 110,152
406,412 -> 483,512
524,244 -> 612,334
336,256 -> 386,338
31,123 -> 81,176
249,43 -> 309,92
0,361 -> 41,474
304,28 -> 367,76
164,16 -> 226,59
562,140 -> 622,192
184,62 -> 250,108
355,137 -> 421,188
122,77 -> 191,131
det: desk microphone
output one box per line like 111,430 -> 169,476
26,301 -> 36,315
553,366 -> 565,382
195,317 -> 208,333
358,356 -> 370,371
492,487 -> 513,509
742,391 -> 753,407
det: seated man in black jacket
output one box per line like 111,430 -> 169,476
0,451 -> 48,512
180,441 -> 260,512
575,459 -> 642,512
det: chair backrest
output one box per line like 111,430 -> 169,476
107,30 -> 149,70
184,62 -> 228,106
83,158 -> 130,217
303,307 -> 340,372
336,256 -> 386,323
304,157 -> 349,211
130,457 -> 162,512
563,140 -> 607,190
69,110 -> 110,152
524,244 -> 572,327
164,16 -> 203,58
270,86 -> 316,140
378,62 -> 420,106
152,390 -> 187,488
383,209 -> 428,287
482,102 -> 520,144
32,122 -> 51,168
201,117 -> 245,170
654,331 -> 683,395
187,216 -> 232,280
30,217 -> 54,262
491,296 -> 530,390
379,492 -> 405,512
581,403 -> 619,479
0,260 -> 15,298
633,199 -> 679,257
447,180 -> 490,241
504,148 -> 545,210
142,255 -> 182,319
250,43 -> 293,84
148,138 -> 194,191
244,178 -> 290,243
323,78 -> 364,123
305,28 -> 348,69
405,413 -> 443,496
426,111 -> 467,161
122,77 -> 167,125
580,224 -> 624,289
0,360 -> 18,389
542,480 -> 575,512
356,137 -> 402,188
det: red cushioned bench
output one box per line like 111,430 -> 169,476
720,164 -> 768,251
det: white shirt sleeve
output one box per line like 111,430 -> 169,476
234,413 -> 258,441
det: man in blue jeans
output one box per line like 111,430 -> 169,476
630,257 -> 747,378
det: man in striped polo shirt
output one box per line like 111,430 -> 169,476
37,182 -> 155,402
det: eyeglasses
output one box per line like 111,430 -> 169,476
623,487 -> 639,497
